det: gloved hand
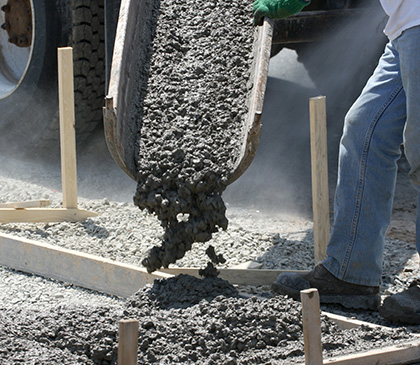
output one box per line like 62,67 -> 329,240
253,0 -> 310,26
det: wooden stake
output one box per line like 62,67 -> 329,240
301,288 -> 323,365
0,48 -> 96,223
118,319 -> 139,365
309,96 -> 330,264
58,47 -> 78,209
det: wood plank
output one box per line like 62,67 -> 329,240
309,96 -> 330,264
301,289 -> 323,365
0,208 -> 98,223
230,261 -> 263,270
159,267 -> 309,286
323,311 -> 389,330
322,340 -> 420,365
0,200 -> 50,208
118,319 -> 139,365
58,47 -> 78,209
0,232 -> 172,297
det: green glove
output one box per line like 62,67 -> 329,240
253,0 -> 310,26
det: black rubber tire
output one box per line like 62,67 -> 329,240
0,0 -> 105,160
72,0 -> 106,149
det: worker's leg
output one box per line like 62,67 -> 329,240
399,25 -> 420,200
323,40 -> 406,287
396,25 -> 420,254
272,40 -> 407,310
379,26 -> 420,324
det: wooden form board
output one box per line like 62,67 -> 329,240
159,267 -> 309,286
0,231 -> 307,289
323,311 -> 388,330
230,260 -> 263,270
321,340 -> 420,365
0,208 -> 97,223
295,320 -> 420,365
324,311 -> 420,364
309,96 -> 330,264
0,232 -> 171,297
0,200 -> 50,208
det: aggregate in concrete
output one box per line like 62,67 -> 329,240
132,0 -> 256,272
0,274 -> 416,364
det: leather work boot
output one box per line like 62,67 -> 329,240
379,280 -> 420,324
272,264 -> 381,310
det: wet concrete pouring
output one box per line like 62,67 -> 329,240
134,0 -> 254,273
2,0 -> 420,363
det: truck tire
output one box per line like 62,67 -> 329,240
0,0 -> 105,159
72,0 -> 106,149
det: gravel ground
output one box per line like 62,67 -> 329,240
1,130 -> 420,363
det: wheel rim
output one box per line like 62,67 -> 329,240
0,0 -> 33,99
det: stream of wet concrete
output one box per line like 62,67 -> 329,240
133,0 -> 255,272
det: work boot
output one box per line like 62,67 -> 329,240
379,280 -> 420,324
272,264 -> 381,310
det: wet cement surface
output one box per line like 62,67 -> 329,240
0,274 -> 416,364
133,0 -> 255,272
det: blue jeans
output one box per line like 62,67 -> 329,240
323,25 -> 420,287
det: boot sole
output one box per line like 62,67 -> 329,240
272,282 -> 381,311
